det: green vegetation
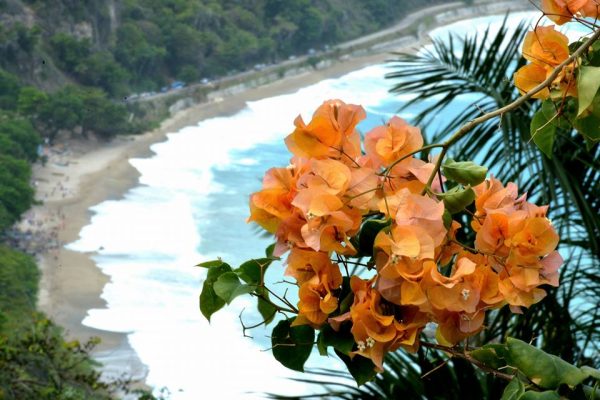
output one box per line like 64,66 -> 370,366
0,245 -> 110,399
2,0 -> 450,95
0,51 -> 153,400
0,245 -> 38,326
0,243 -> 162,399
0,154 -> 34,232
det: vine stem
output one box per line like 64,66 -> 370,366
419,26 -> 600,194
420,341 -> 516,382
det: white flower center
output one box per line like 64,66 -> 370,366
461,288 -> 470,301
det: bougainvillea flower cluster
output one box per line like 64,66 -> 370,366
248,99 -> 562,368
513,25 -> 576,99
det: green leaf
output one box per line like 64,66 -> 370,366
589,95 -> 600,118
442,210 -> 453,229
199,262 -> 232,321
338,277 -> 354,315
213,272 -> 254,304
574,114 -> 600,142
236,258 -> 272,285
578,66 -> 600,116
582,366 -> 600,380
482,343 -> 510,358
265,243 -> 276,257
506,338 -> 589,389
540,99 -> 570,130
520,391 -> 560,400
436,186 -> 475,214
200,281 -> 225,322
256,287 -> 276,325
271,319 -> 314,372
470,346 -> 506,370
500,378 -> 525,400
317,323 -> 355,355
205,262 -> 232,280
583,384 -> 600,400
442,159 -> 487,186
196,259 -> 224,268
316,332 -> 328,356
358,218 -> 391,256
530,108 -> 556,158
335,349 -> 377,386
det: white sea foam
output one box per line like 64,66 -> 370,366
67,12 -> 561,398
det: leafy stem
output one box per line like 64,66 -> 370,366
420,341 -> 516,382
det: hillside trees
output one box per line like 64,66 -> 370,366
0,154 -> 34,232
3,0 -> 456,94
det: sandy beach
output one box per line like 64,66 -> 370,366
12,0 -> 529,390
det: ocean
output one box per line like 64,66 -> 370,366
67,11 -> 563,399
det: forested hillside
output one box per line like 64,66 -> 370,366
1,0 -> 449,96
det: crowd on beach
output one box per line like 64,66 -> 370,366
5,208 -> 65,258
4,144 -> 79,258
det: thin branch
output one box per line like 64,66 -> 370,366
420,341 -> 516,382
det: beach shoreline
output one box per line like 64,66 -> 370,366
16,1 -> 530,391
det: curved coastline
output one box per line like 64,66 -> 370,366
26,0 -> 529,390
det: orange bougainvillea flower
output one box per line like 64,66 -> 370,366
285,247 -> 333,285
248,157 -> 309,233
364,116 -> 423,169
506,216 -> 559,262
423,256 -> 504,313
437,220 -> 463,267
380,188 -> 447,247
330,276 -> 426,370
272,211 -> 306,256
294,256 -> 343,327
297,158 -> 352,195
344,165 -> 380,210
514,63 -> 552,99
582,0 -> 600,17
374,224 -> 436,261
475,212 -> 511,257
292,188 -> 362,254
285,99 -> 365,160
375,258 -> 434,306
542,0 -> 590,24
434,309 -> 486,346
523,25 -> 569,68
473,178 -> 519,224
514,25 -> 575,99
513,62 -> 577,99
497,270 -> 548,308
248,167 -> 297,232
245,99 -> 565,367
